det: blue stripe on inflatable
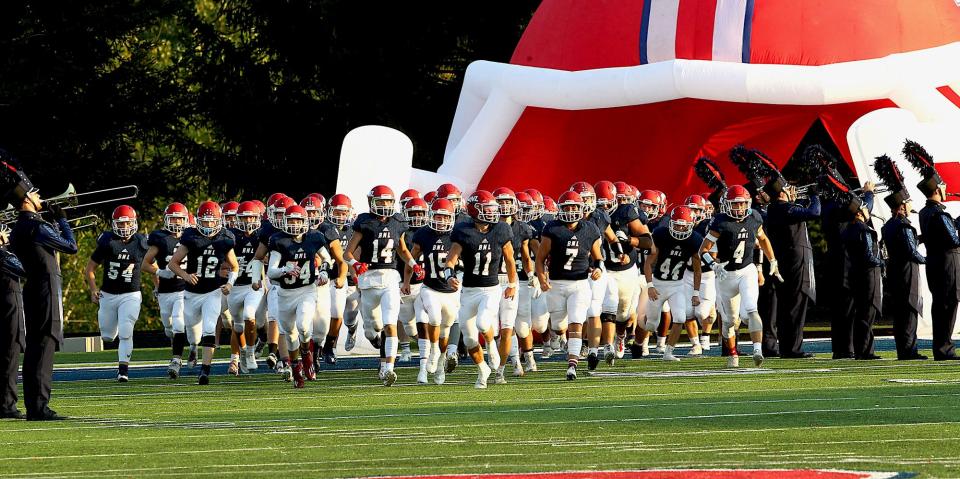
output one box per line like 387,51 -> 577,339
640,0 -> 653,65
741,0 -> 755,64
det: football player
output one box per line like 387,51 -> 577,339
684,194 -> 716,352
491,187 -> 534,382
326,193 -> 360,360
640,206 -> 703,361
404,198 -> 459,384
442,190 -> 516,388
168,201 -> 239,384
570,181 -> 628,371
397,197 -> 427,364
84,205 -> 148,382
265,205 -> 346,388
535,191 -> 604,380
514,191 -> 548,372
301,195 -> 340,378
252,194 -> 296,376
225,201 -> 264,375
141,202 -> 190,378
698,185 -> 782,368
344,185 -> 420,386
525,188 -> 562,359
435,183 -> 467,364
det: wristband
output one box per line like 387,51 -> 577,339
442,267 -> 455,281
611,241 -> 624,257
700,252 -> 716,267
226,271 -> 238,286
347,258 -> 358,267
407,258 -> 418,268
591,259 -> 602,269
507,282 -> 518,288
692,290 -> 700,298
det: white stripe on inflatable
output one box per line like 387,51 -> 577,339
712,0 -> 748,63
646,0 -> 682,64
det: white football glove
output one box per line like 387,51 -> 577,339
615,230 -> 629,242
768,259 -> 784,282
316,270 -> 330,286
156,268 -> 175,279
710,261 -> 729,281
528,276 -> 542,298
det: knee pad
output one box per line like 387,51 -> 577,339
462,333 -> 480,350
516,321 -> 531,339
747,311 -> 763,333
600,312 -> 617,324
164,327 -> 174,339
232,320 -> 245,334
200,335 -> 217,348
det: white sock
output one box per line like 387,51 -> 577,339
401,342 -> 411,353
417,338 -> 429,359
753,342 -> 762,354
566,337 -> 583,357
230,353 -> 239,362
641,336 -> 650,348
431,342 -> 441,359
664,344 -> 674,355
691,335 -> 701,346
488,342 -> 501,370
446,343 -> 457,357
657,337 -> 666,348
700,335 -> 710,345
385,362 -> 395,372
118,338 -> 133,363
588,347 -> 599,355
384,336 -> 398,360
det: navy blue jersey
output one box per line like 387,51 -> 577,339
529,217 -> 547,241
268,230 -> 330,290
452,221 -> 513,288
542,220 -> 602,281
328,221 -> 357,287
501,219 -> 535,278
180,227 -> 236,294
686,219 -> 712,272
257,221 -> 279,249
607,204 -> 642,271
396,226 -> 424,285
650,226 -> 703,282
229,228 -> 259,287
707,211 -> 764,271
455,212 -> 472,225
413,227 -> 455,293
147,229 -> 186,293
352,213 -> 408,270
91,232 -> 149,294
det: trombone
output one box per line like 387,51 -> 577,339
1,183 -> 138,226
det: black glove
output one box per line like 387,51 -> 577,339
805,184 -> 818,196
47,202 -> 67,220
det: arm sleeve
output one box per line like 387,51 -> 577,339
903,227 -> 926,264
35,219 -> 78,254
266,251 -> 285,280
786,195 -> 821,222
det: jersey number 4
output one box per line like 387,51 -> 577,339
371,238 -> 395,264
732,240 -> 746,264
658,258 -> 684,281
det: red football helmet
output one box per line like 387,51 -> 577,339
429,198 -> 456,232
524,188 -> 545,219
221,201 -> 239,229
283,205 -> 309,236
236,200 -> 261,233
556,191 -> 584,223
251,199 -> 266,216
569,181 -> 596,213
399,188 -> 421,208
265,193 -> 288,217
655,190 -> 668,216
436,183 -> 463,212
593,180 -> 617,213
668,206 -> 695,240
271,196 -> 297,226
492,187 -> 518,217
515,191 -> 535,222
725,185 -> 752,220
327,193 -> 354,227
111,205 -> 137,239
466,190 -> 500,223
638,189 -> 662,220
423,190 -> 437,204
196,201 -> 223,237
543,196 -> 558,215
614,181 -> 635,203
307,193 -> 326,205
368,185 -> 396,217
187,212 -> 196,227
300,196 -> 325,228
684,194 -> 707,222
403,197 -> 429,228
163,202 -> 189,234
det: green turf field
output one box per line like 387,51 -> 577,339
1,354 -> 958,478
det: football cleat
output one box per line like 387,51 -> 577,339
253,337 -> 265,357
344,326 -> 358,351
701,336 -> 712,351
435,356 -> 447,385
587,352 -> 600,371
227,360 -> 240,376
245,352 -> 258,371
663,351 -> 681,362
266,353 -> 278,370
689,344 -> 704,356
323,347 -> 337,365
445,353 -> 458,373
303,350 -> 316,380
580,343 -> 589,359
615,336 -> 626,359
383,370 -> 398,387
427,345 -> 440,374
727,354 -> 740,368
494,367 -> 507,385
281,364 -> 293,382
524,352 -> 538,372
541,343 -> 553,359
198,372 -> 209,385
117,373 -> 129,383
511,356 -> 524,377
238,356 -> 249,374
187,347 -> 198,368
604,344 -> 615,366
399,345 -> 413,363
167,358 -> 181,379
641,343 -> 650,357
753,351 -> 764,368
417,368 -> 429,385
475,362 -> 492,389
557,336 -> 567,356
566,365 -> 577,381
292,362 -> 305,389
